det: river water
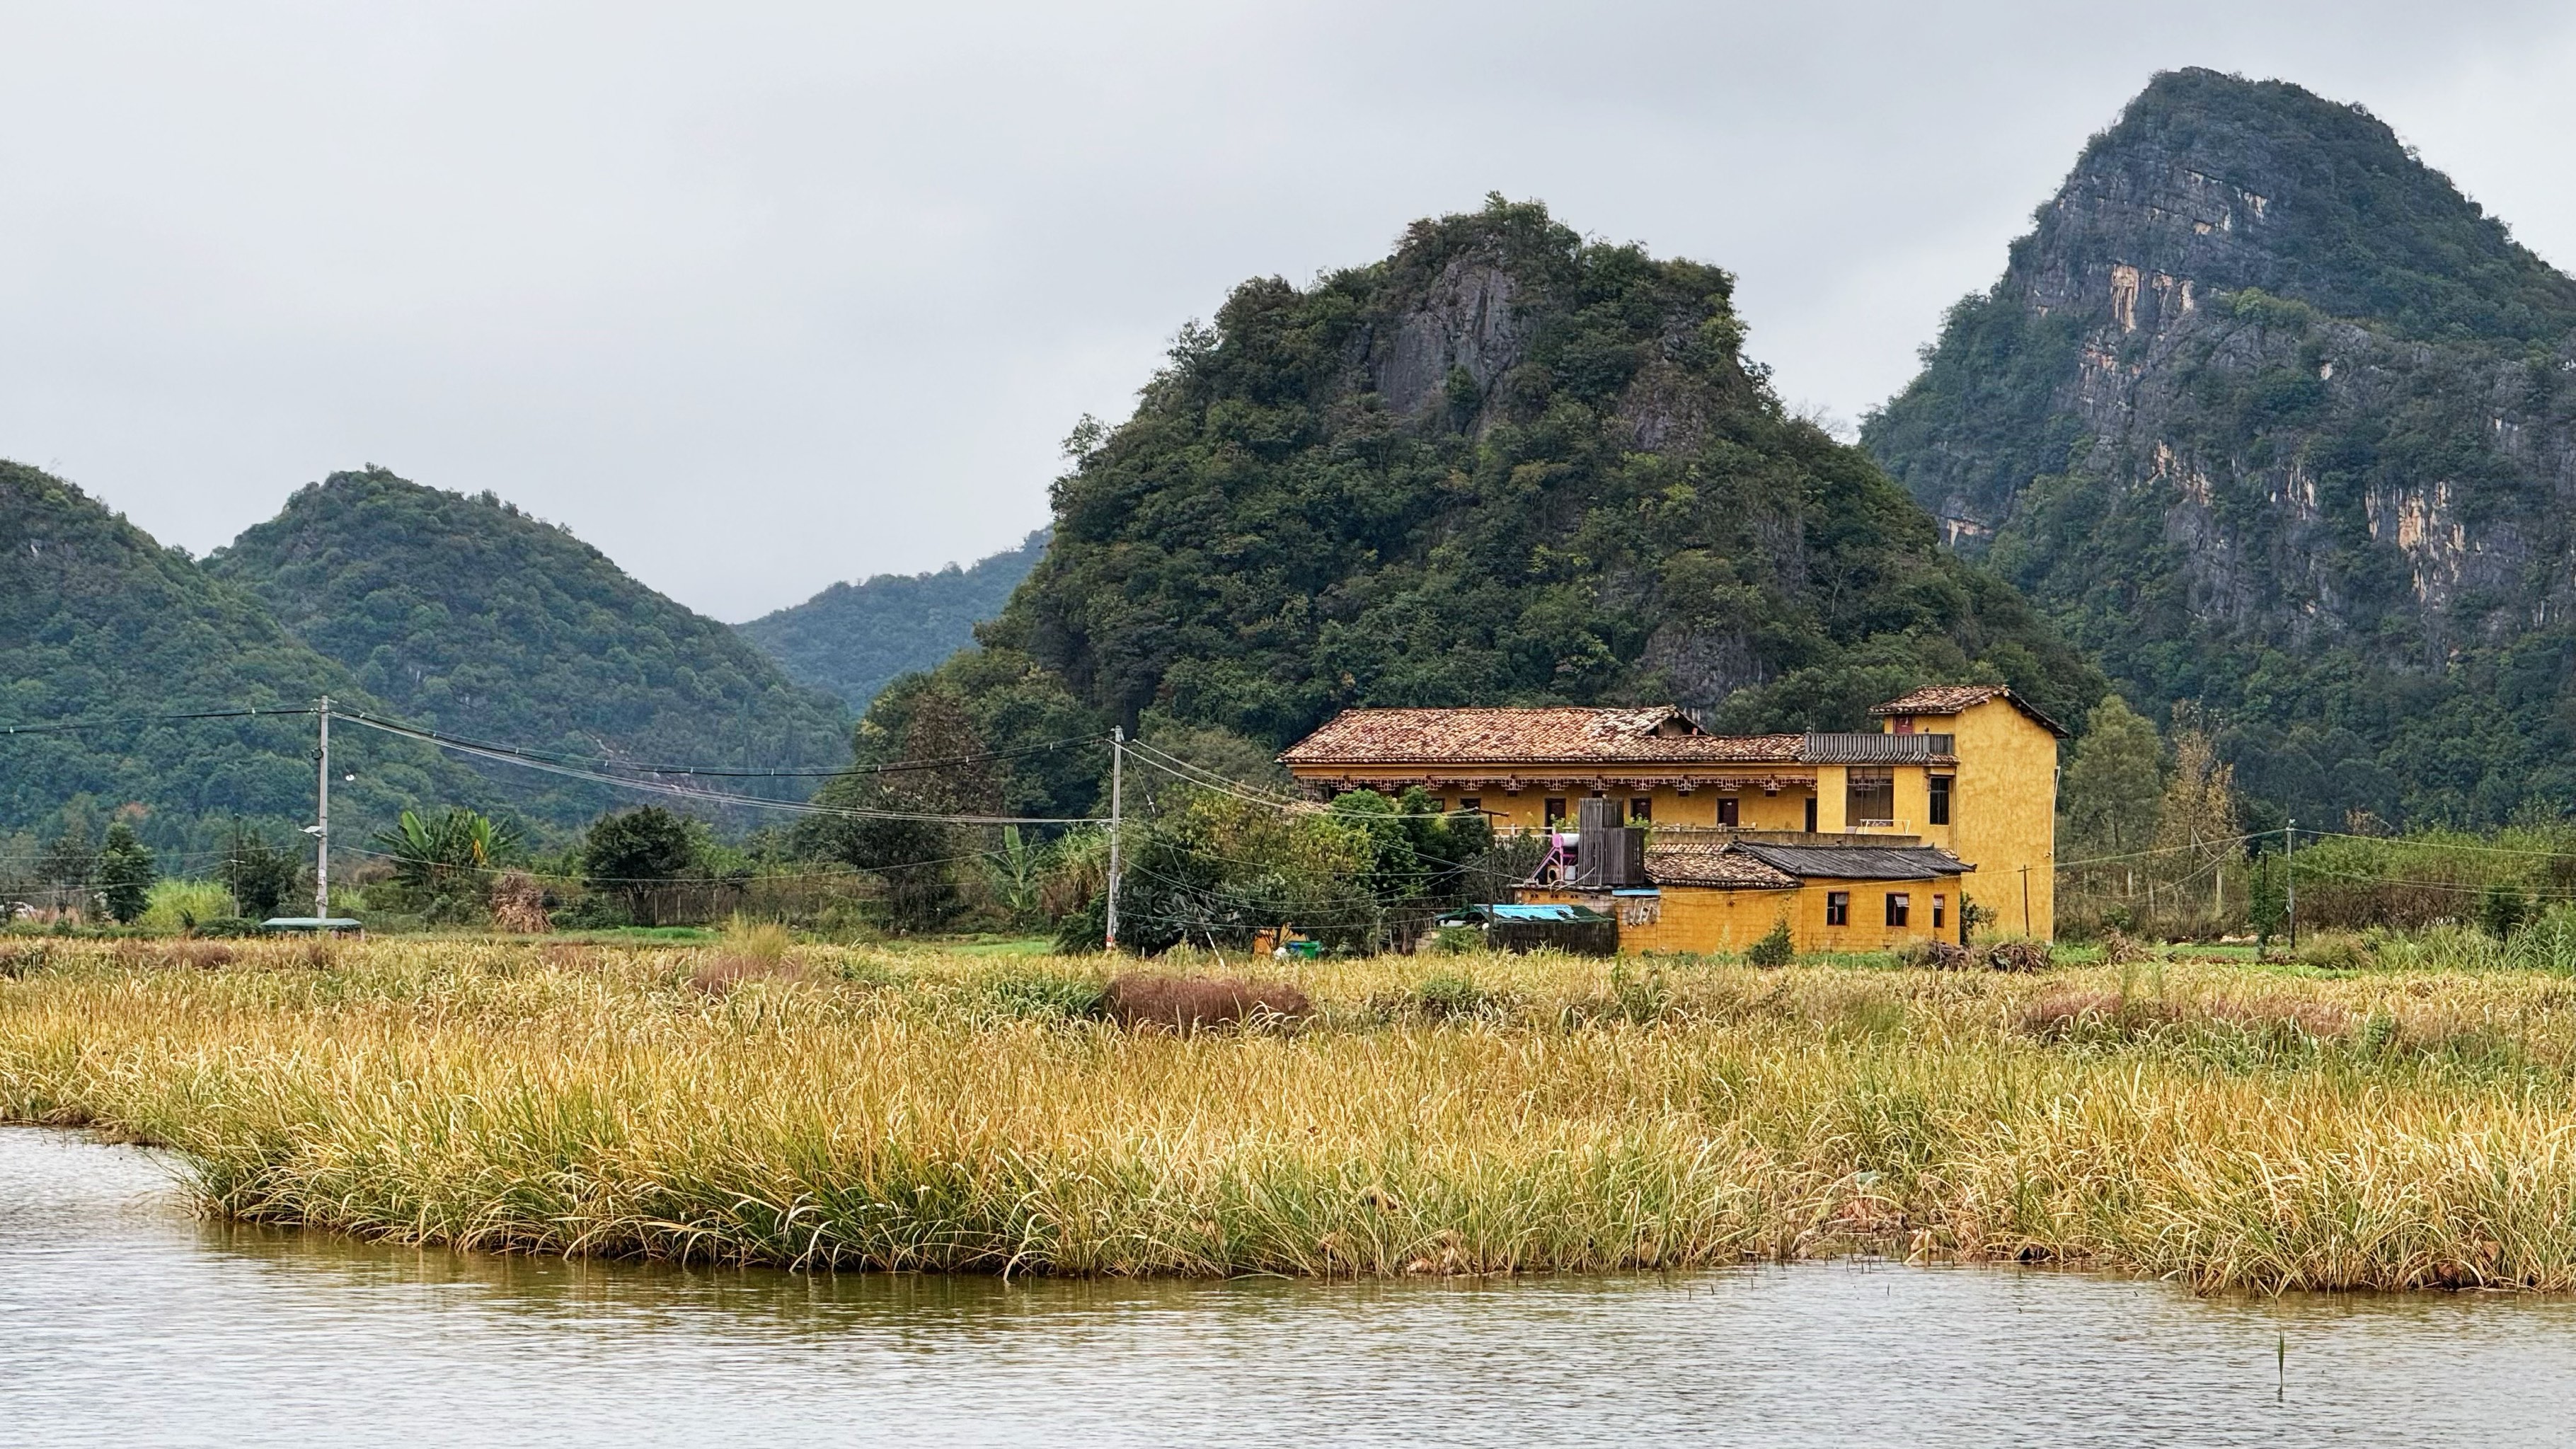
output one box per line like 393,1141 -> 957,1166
6,1128 -> 2575,1446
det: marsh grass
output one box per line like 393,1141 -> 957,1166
8,938 -> 2576,1291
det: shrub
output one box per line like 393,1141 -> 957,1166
1101,974 -> 1309,1031
979,966 -> 1108,1021
1407,971 -> 1503,1022
2294,932 -> 2375,974
2482,882 -> 2530,940
689,918 -> 800,995
138,880 -> 238,935
1899,940 -> 1971,970
1977,938 -> 2052,973
1746,918 -> 1795,968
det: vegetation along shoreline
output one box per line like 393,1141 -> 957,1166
8,932 -> 2576,1294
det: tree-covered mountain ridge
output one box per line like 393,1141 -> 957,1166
1866,69 -> 2576,826
0,461 -> 480,852
206,470 -> 852,824
736,529 -> 1046,711
876,197 -> 2100,819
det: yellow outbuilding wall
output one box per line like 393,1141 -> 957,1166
1522,877 -> 1965,954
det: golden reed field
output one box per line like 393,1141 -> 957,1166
6,931 -> 2576,1293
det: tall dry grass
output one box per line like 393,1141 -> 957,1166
6,937 -> 2576,1291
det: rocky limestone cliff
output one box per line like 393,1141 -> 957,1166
1867,69 -> 2576,824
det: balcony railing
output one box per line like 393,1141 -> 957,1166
1802,732 -> 1953,763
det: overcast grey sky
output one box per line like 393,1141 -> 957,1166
4,2 -> 2570,620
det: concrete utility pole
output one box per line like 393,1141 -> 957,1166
2285,819 -> 2296,948
1105,725 -> 1123,952
313,697 -> 332,920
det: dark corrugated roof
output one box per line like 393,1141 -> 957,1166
1732,843 -> 1974,881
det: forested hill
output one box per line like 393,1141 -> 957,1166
875,197 -> 2100,818
207,470 -> 851,822
1865,69 -> 2576,826
737,529 -> 1045,710
0,461 -> 471,849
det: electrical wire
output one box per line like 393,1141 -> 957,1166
0,706 -> 316,736
333,711 -> 1100,826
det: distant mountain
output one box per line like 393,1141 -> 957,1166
737,530 -> 1046,710
1866,69 -> 2576,826
206,469 -> 851,822
0,461 -> 468,850
885,197 -> 2100,820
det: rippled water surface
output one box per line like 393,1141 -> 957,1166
7,1127 -> 2576,1445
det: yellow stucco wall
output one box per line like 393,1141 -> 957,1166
1522,877 -> 1965,954
1887,698 -> 2059,938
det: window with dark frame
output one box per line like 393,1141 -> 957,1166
1846,767 -> 1895,827
1544,797 -> 1568,826
1716,796 -> 1739,828
1629,797 -> 1651,823
1928,775 -> 1952,826
1825,891 -> 1849,926
1885,891 -> 1910,928
1932,894 -> 1946,929
1459,797 -> 1482,815
1805,797 -> 1819,832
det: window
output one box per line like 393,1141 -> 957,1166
1928,775 -> 1952,826
1885,892 -> 1911,928
1715,796 -> 1740,828
1629,796 -> 1652,823
1458,797 -> 1482,815
1846,768 -> 1894,827
1805,797 -> 1819,833
1932,894 -> 1946,929
1544,797 -> 1568,826
1825,891 -> 1849,926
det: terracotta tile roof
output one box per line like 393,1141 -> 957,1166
1644,841 -> 1798,890
1280,708 -> 1805,767
1868,684 -> 2069,738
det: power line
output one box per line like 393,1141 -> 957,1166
0,706 -> 316,737
324,706 -> 1097,780
333,711 -> 1100,826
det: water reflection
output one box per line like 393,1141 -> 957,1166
6,1126 -> 2575,1446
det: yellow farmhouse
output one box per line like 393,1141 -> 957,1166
1279,683 -> 2066,950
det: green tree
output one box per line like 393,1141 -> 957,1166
218,823 -> 304,920
2148,709 -> 2243,933
95,821 -> 156,925
803,679 -> 1004,933
371,807 -> 522,901
582,807 -> 700,925
2062,695 -> 2165,858
37,819 -> 97,918
2248,854 -> 2288,944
